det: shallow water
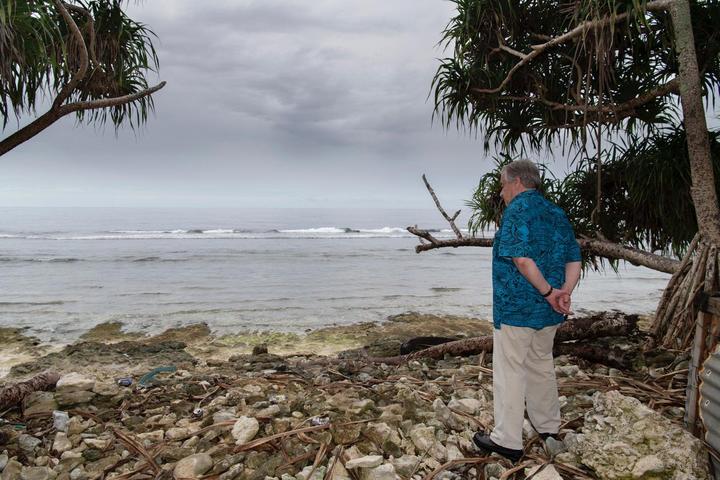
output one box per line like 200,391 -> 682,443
0,207 -> 670,342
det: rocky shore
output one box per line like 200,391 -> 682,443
0,313 -> 710,479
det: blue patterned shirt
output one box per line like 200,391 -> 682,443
492,189 -> 581,330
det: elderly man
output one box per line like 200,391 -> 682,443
473,160 -> 582,462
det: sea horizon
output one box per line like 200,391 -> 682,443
0,206 -> 670,343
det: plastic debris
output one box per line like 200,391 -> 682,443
117,377 -> 133,387
137,366 -> 177,388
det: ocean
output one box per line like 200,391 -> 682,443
0,207 -> 670,343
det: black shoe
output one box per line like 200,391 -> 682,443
472,432 -> 523,463
538,432 -> 559,441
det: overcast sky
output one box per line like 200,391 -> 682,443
1,1 -> 586,208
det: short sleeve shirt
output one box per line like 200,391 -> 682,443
492,190 -> 581,330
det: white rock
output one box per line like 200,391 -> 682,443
295,465 -> 325,480
362,463 -> 397,480
326,460 -> 351,480
231,416 -> 260,445
256,405 -> 281,417
409,425 -> 447,462
389,455 -> 419,477
344,456 -> 383,469
52,433 -> 72,454
524,464 -> 562,480
137,430 -> 164,444
447,398 -> 482,415
568,391 -> 709,479
83,438 -> 109,449
53,411 -> 70,432
56,373 -> 95,392
173,453 -> 213,479
212,410 -> 236,423
165,428 -> 189,440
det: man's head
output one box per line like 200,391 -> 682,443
500,160 -> 541,205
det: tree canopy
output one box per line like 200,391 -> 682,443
431,0 -> 720,264
432,0 -> 720,151
0,0 -> 164,155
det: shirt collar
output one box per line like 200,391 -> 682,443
508,188 -> 538,206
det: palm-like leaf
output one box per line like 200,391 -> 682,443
0,0 -> 159,130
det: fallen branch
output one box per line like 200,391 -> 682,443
368,314 -> 638,365
0,371 -> 60,412
408,176 -> 680,275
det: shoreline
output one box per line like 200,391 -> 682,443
0,312 -> 495,381
0,310 -> 708,479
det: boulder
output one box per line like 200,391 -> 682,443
568,391 -> 709,479
22,392 -> 57,417
56,373 -> 95,392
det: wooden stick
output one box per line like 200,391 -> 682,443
422,174 -> 463,239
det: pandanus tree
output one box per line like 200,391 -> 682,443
410,0 -> 720,351
0,0 -> 165,156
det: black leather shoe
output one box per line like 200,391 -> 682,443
472,432 -> 523,463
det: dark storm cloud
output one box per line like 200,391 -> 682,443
0,0 -> 496,208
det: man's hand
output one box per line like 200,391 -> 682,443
546,288 -> 572,315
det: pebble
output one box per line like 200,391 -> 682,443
173,453 -> 213,479
18,434 -> 42,454
344,455 -> 383,469
524,464 -> 563,480
52,411 -> 70,433
363,464 -> 396,480
0,454 -> 8,473
82,438 -> 109,450
137,430 -> 164,444
19,467 -> 51,480
2,460 -> 22,480
52,433 -> 72,454
56,373 -> 95,392
545,437 -> 566,456
231,416 -> 260,445
166,427 -> 190,440
69,467 -> 87,480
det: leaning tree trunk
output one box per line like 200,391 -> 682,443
650,0 -> 720,350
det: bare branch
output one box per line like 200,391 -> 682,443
422,174 -> 463,239
406,228 -> 680,274
487,79 -> 678,114
474,0 -> 673,95
52,0 -> 89,109
0,82 -> 166,156
61,81 -> 167,113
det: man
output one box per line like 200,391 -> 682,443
473,159 -> 582,462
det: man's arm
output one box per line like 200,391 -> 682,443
563,262 -> 582,293
512,257 -> 551,293
512,257 -> 571,314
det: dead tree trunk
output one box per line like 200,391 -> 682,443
0,371 -> 60,411
369,314 -> 638,365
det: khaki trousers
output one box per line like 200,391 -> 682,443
490,323 -> 561,450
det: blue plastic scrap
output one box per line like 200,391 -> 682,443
137,366 -> 177,388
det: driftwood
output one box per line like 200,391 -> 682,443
0,371 -> 60,411
554,343 -> 640,370
369,315 -> 638,366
